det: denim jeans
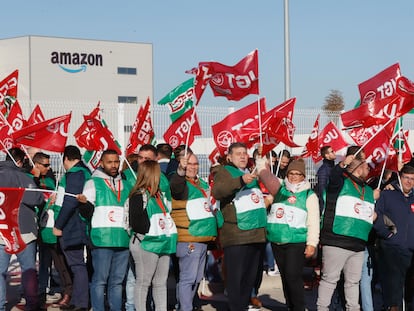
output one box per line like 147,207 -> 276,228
125,267 -> 136,311
90,247 -> 129,311
360,248 -> 373,311
62,245 -> 88,308
0,242 -> 38,311
176,242 -> 207,311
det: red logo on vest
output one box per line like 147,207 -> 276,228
354,202 -> 362,214
287,196 -> 296,204
276,208 -> 284,219
251,192 -> 260,204
159,218 -> 166,230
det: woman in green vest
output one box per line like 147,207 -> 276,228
128,160 -> 177,311
258,157 -> 320,311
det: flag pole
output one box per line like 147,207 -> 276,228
0,140 -> 19,167
257,96 -> 263,149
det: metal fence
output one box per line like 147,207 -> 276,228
5,101 -> 414,186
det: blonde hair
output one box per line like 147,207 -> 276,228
129,160 -> 160,197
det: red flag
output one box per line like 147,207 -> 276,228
12,113 -> 72,153
208,147 -> 222,166
260,98 -> 299,153
163,107 -> 201,149
301,114 -> 320,162
73,102 -> 102,142
74,116 -> 121,154
348,119 -> 396,147
0,188 -> 26,254
207,50 -> 259,101
186,63 -> 212,104
211,98 -> 266,155
361,121 -> 399,176
126,97 -> 155,155
7,101 -> 26,132
0,113 -> 15,151
359,63 -> 401,106
27,104 -> 46,125
318,122 -> 348,157
0,70 -> 18,117
343,64 -> 405,129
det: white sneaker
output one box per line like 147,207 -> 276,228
267,269 -> 280,276
46,292 -> 61,303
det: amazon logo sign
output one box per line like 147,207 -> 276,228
50,51 -> 103,73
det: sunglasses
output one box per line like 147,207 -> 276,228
38,163 -> 51,168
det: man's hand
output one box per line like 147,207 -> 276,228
242,172 -> 257,184
304,245 -> 316,259
77,194 -> 87,203
53,227 -> 62,237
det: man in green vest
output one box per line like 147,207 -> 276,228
170,152 -> 219,311
212,142 -> 268,311
78,149 -> 131,311
317,146 -> 380,311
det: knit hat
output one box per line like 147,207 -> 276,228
287,158 -> 306,176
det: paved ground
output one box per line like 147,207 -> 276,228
5,257 -> 384,311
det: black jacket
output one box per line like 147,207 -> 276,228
320,164 -> 368,252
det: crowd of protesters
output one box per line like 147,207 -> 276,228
2,141 -> 414,311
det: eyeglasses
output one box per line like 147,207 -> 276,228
38,163 -> 50,168
187,162 -> 199,166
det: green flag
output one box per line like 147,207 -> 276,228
158,78 -> 194,122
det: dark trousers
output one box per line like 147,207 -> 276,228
48,243 -> 73,296
379,241 -> 413,308
272,242 -> 306,311
61,244 -> 89,309
223,243 -> 263,311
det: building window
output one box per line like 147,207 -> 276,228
117,67 -> 137,75
118,96 -> 137,104
124,125 -> 133,132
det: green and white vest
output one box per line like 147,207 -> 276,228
267,185 -> 310,244
333,178 -> 374,241
90,177 -> 131,248
186,179 -> 219,237
141,191 -> 177,255
40,166 -> 91,244
225,165 -> 267,230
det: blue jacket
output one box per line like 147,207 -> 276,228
316,159 -> 335,212
374,181 -> 414,250
54,161 -> 91,249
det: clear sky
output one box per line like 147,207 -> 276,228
2,0 -> 413,110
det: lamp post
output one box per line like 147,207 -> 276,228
284,0 -> 291,101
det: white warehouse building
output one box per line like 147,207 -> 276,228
0,35 -> 153,149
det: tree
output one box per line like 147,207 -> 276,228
322,89 -> 344,112
322,89 -> 344,124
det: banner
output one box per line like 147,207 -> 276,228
0,70 -> 18,117
12,113 -> 72,153
207,49 -> 259,101
163,107 -> 201,149
126,97 -> 155,155
301,114 -> 320,162
158,78 -> 195,122
0,188 -> 26,254
211,98 -> 266,155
